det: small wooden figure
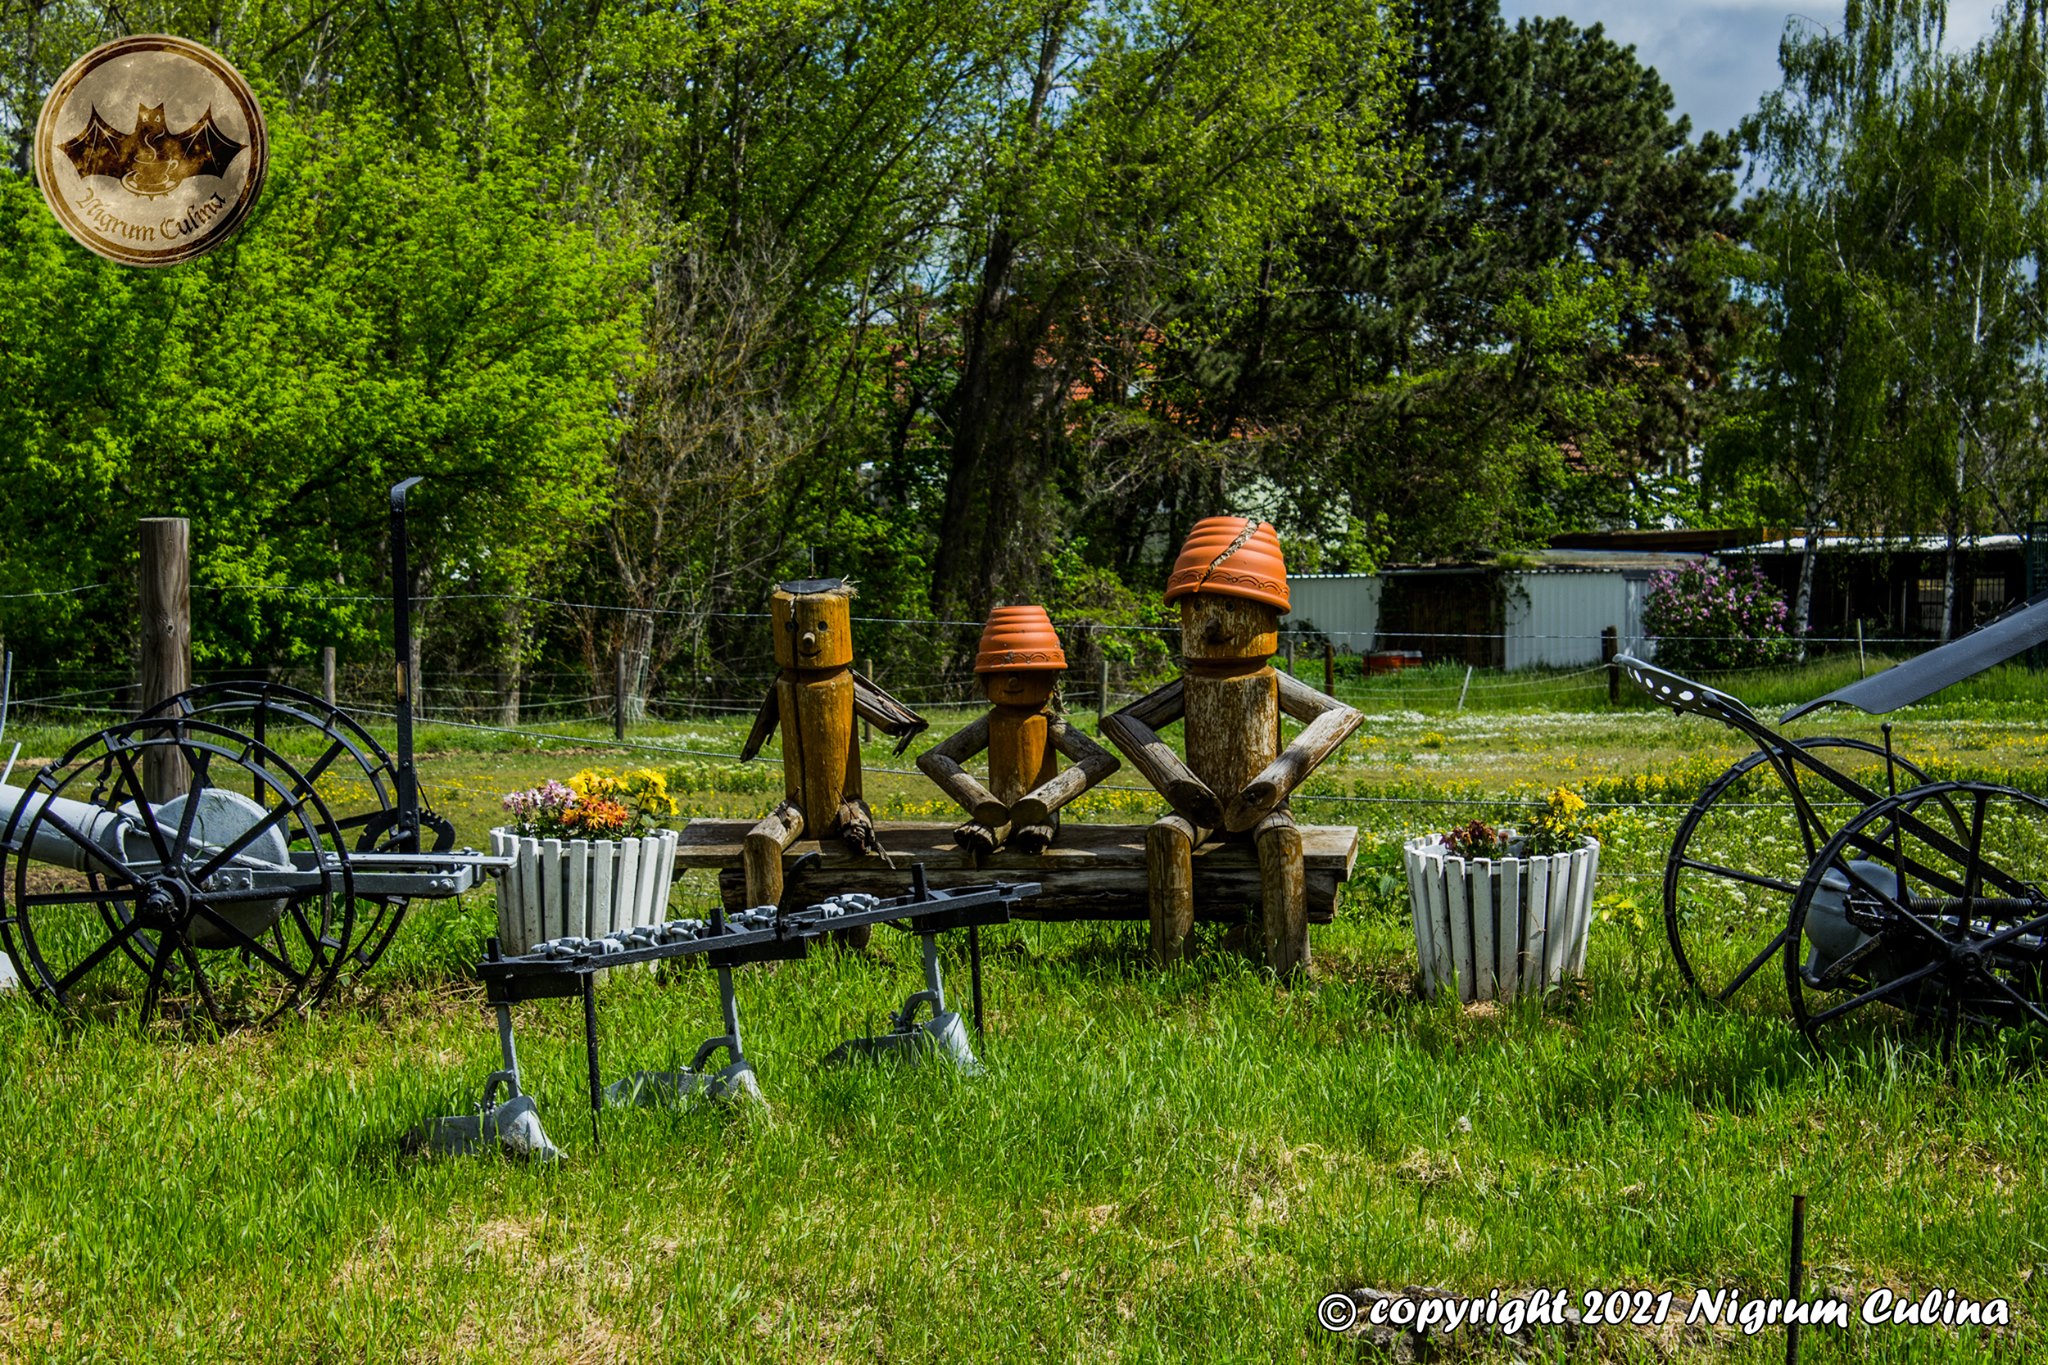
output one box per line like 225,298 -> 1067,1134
739,578 -> 928,909
1101,518 -> 1362,977
916,606 -> 1120,854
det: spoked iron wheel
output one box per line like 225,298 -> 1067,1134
1785,781 -> 2048,1059
1666,737 -> 1930,1007
0,719 -> 355,1027
140,681 -> 443,972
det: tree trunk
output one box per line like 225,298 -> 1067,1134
497,603 -> 524,727
928,16 -> 1072,623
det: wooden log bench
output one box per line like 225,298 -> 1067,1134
672,820 -> 1360,923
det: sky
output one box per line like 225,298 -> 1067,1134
1497,1 -> 2009,145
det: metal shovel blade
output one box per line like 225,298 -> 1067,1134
603,1061 -> 763,1107
826,1010 -> 981,1075
403,1094 -> 562,1162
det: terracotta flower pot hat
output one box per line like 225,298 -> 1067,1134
1163,516 -> 1290,611
974,605 -> 1069,673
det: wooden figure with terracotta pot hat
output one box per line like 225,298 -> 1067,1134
739,578 -> 928,910
1101,518 -> 1363,977
916,606 -> 1121,854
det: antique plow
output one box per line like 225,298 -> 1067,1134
408,865 -> 1039,1160
1623,600 -> 2048,1056
0,479 -> 507,1026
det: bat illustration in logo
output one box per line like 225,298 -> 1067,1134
58,102 -> 244,196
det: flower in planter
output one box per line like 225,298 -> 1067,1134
1523,785 -> 1592,856
501,768 -> 679,841
501,779 -> 578,839
1440,819 -> 1512,859
1433,787 -> 1592,860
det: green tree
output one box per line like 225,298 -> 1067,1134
0,107 -> 647,677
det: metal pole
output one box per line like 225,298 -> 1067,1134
1456,665 -> 1473,712
1323,642 -> 1335,696
1602,625 -> 1620,704
1857,619 -> 1867,678
614,651 -> 627,742
969,925 -> 984,1038
1786,1193 -> 1806,1365
861,658 -> 872,743
321,645 -> 337,707
388,478 -> 424,852
583,973 -> 603,1149
1285,636 -> 1295,679
138,517 -> 191,801
1098,657 -> 1111,718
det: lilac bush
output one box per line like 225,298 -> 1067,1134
1642,559 -> 1796,673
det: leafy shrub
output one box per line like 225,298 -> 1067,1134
1642,559 -> 1795,673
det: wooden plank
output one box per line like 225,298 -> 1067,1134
1572,843 -> 1599,975
1470,859 -> 1496,1002
673,819 -> 1357,872
1402,842 -> 1434,996
1498,855 -> 1521,1001
1424,850 -> 1454,994
1446,858 -> 1473,1002
683,819 -> 1356,923
615,837 -> 641,934
1544,853 -> 1572,988
567,838 -> 590,939
1525,855 -> 1549,991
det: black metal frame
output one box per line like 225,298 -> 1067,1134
472,868 -> 1037,1142
1623,655 -> 2048,1049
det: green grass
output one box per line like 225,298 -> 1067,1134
4,686 -> 2048,1360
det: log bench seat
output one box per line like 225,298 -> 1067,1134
672,819 -> 1360,923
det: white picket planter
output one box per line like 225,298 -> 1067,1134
1401,834 -> 1599,1003
490,827 -> 681,957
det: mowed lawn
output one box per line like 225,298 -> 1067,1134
3,665 -> 2047,1361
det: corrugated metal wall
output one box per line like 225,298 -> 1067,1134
1503,572 -> 1638,668
1284,575 -> 1382,649
1284,571 -> 1653,668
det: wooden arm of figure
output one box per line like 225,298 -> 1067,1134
1101,684 -> 1223,830
1223,681 -> 1364,833
739,687 -> 780,761
1009,719 -> 1122,829
853,674 -> 931,754
915,713 -> 1007,826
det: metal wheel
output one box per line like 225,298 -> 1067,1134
140,681 -> 445,971
1785,781 -> 2048,1057
1665,737 -> 1929,1006
0,718 -> 355,1027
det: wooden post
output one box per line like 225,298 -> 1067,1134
138,517 -> 190,801
861,658 -> 872,744
1602,626 -> 1619,704
1256,809 -> 1307,979
1098,656 -> 1111,718
1322,641 -> 1335,696
321,646 -> 337,707
1285,635 -> 1295,679
614,651 -> 627,741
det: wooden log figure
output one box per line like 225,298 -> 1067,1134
916,606 -> 1120,855
739,578 -> 928,909
1101,518 -> 1363,977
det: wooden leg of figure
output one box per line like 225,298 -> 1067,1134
1009,823 -> 1056,854
1255,809 -> 1307,980
1147,816 -> 1197,965
743,801 -> 804,909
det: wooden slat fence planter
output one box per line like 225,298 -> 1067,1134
490,827 -> 681,957
1401,834 -> 1598,1003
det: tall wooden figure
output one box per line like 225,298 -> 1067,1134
916,606 -> 1120,854
740,578 -> 928,910
1102,519 -> 1362,977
